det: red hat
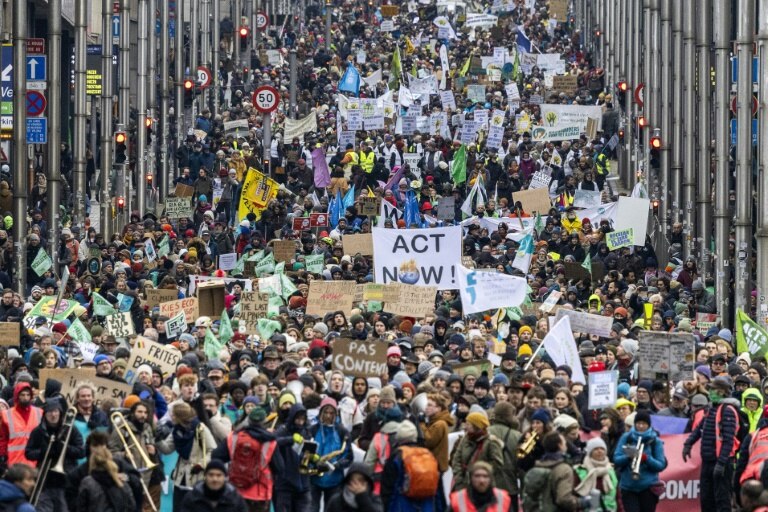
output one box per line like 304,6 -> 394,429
319,231 -> 329,237
185,229 -> 195,237
588,361 -> 606,373
421,202 -> 433,212
582,218 -> 591,225
232,332 -> 247,343
176,366 -> 193,378
52,322 -> 68,334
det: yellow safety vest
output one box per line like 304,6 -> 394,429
359,151 -> 375,173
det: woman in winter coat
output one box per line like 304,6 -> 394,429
613,410 -> 667,512
487,401 -> 521,504
325,462 -> 383,512
574,438 -> 624,512
77,445 -> 137,512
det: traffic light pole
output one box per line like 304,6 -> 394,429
714,0 -> 732,326
137,0 -> 148,216
234,0 -> 241,70
101,0 -> 114,241
696,1 -> 712,275
175,0 -> 185,164
325,0 -> 331,51
682,1 -> 696,260
289,49 -> 297,119
201,0 -> 210,109
73,0 -> 88,229
148,0 -> 157,200
758,1 -> 768,329
12,0 -> 26,293
119,0 -> 131,226
735,0 -> 755,315
160,0 -> 170,201
48,0 -> 62,263
658,0 -> 671,257
670,0 -> 683,225
213,0 -> 220,116
631,0 -> 642,190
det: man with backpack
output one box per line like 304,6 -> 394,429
448,461 -> 512,512
381,420 -> 439,512
213,407 -> 283,512
683,375 -> 742,512
522,431 -> 590,512
450,412 -> 504,492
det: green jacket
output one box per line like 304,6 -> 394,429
574,465 -> 619,511
450,431 -> 504,491
742,388 -> 764,433
488,423 -> 521,495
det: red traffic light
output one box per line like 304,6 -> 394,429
145,118 -> 153,128
637,116 -> 647,128
184,79 -> 194,90
618,129 -> 625,139
117,197 -> 125,208
240,26 -> 249,37
617,81 -> 628,92
652,200 -> 660,208
650,136 -> 662,149
114,131 -> 126,144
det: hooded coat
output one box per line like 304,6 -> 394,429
742,388 -> 764,433
274,404 -> 310,492
487,402 -> 521,496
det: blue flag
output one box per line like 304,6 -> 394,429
404,190 -> 421,227
338,63 -> 361,96
342,184 -> 356,210
329,189 -> 341,228
516,28 -> 531,54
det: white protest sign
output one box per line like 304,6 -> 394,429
104,312 -> 135,338
554,309 -> 614,338
573,189 -> 602,209
347,109 -> 363,131
539,104 -> 603,131
615,196 -> 650,244
372,226 -> 462,290
457,265 -> 527,314
530,125 -> 582,142
588,370 -> 618,410
79,341 -> 100,362
528,169 -> 552,190
440,90 -> 456,110
164,311 -> 187,340
218,253 -> 238,271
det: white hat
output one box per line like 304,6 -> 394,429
195,316 -> 212,328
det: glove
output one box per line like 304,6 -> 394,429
714,462 -> 725,477
682,444 -> 691,462
622,446 -> 638,459
155,424 -> 172,442
293,433 -> 304,444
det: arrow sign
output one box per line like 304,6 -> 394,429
112,15 -> 121,37
1,65 -> 10,82
25,56 -> 46,81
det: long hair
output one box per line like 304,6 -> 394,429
88,445 -> 123,488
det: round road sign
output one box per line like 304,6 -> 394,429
731,95 -> 758,116
26,91 -> 47,117
256,12 -> 268,30
634,83 -> 644,108
253,85 -> 280,114
196,66 -> 212,89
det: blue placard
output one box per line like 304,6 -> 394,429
1,46 -> 12,109
26,117 -> 47,144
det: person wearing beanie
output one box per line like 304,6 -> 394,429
324,462 -> 383,512
472,374 -> 495,410
386,346 -> 402,382
488,401 -> 521,501
573,436 -> 620,510
449,461 -> 512,512
683,375 -> 739,512
635,379 -> 657,413
359,384 -> 404,492
616,338 -> 640,384
307,397 -> 353,506
614,406 -> 667,512
179,457 -> 247,511
518,408 -> 553,474
451,410 -> 503,492
380,420 -> 438,511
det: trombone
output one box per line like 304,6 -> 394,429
111,411 -> 158,512
631,438 -> 645,480
31,406 -> 77,506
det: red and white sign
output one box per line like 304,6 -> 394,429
656,434 -> 701,512
634,83 -> 644,108
26,39 -> 45,55
293,217 -> 310,231
256,12 -> 269,30
731,94 -> 758,116
196,66 -> 212,89
310,213 -> 328,227
252,85 -> 280,114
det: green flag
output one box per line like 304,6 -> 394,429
533,213 -> 544,235
258,318 -> 282,338
451,144 -> 467,185
92,293 -> 116,317
581,253 -> 592,275
511,50 -> 521,82
157,236 -> 170,258
218,309 -> 234,344
279,274 -> 298,300
736,308 -> 768,358
305,254 -> 324,274
204,326 -> 224,361
390,46 -> 402,88
31,250 -> 53,277
231,254 -> 246,276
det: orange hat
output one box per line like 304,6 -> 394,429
123,395 -> 142,410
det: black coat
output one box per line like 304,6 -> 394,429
325,489 -> 383,512
25,419 -> 86,488
77,470 -> 136,512
179,482 -> 247,512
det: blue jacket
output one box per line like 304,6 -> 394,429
613,428 -> 667,492
0,480 -> 35,512
274,404 -> 310,493
308,420 -> 352,489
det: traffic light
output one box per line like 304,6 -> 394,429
145,117 -> 153,141
240,26 -> 249,51
616,81 -> 628,103
146,173 -> 153,186
618,128 -> 625,141
650,135 -> 662,149
637,115 -> 647,129
651,199 -> 660,216
184,79 -> 195,107
117,196 -> 125,212
595,28 -> 601,38
650,132 -> 662,168
114,131 -> 127,164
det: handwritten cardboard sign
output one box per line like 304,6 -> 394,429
124,337 -> 182,383
272,240 -> 297,263
39,368 -> 132,406
0,322 -> 20,346
104,312 -> 135,338
552,75 -> 578,93
384,284 -> 438,317
331,338 -> 387,378
239,292 -> 269,334
513,188 -> 552,214
165,197 -> 193,218
159,298 -> 199,323
306,281 -> 357,316
342,233 -> 374,256
145,288 -> 178,308
359,197 -> 381,216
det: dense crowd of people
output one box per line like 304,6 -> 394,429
1,1 -> 767,512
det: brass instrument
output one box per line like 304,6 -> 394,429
517,431 -> 539,459
111,411 -> 158,512
631,438 -> 645,480
31,406 -> 77,506
299,441 -> 348,476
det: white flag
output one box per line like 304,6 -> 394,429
512,232 -> 534,273
457,266 -> 527,315
542,316 -> 586,384
439,44 -> 449,90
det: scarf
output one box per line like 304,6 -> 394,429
173,419 -> 200,460
574,456 -> 614,497
342,488 -> 359,509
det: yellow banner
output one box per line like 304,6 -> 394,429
238,168 -> 279,221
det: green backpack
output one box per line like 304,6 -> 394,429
522,462 -> 568,512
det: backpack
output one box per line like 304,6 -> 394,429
522,462 -> 567,512
399,446 -> 439,499
229,432 -> 266,489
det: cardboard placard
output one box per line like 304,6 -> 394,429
363,284 -> 386,302
563,261 -> 591,281
359,197 -> 381,216
39,368 -> 132,406
384,284 -> 438,318
380,5 -> 399,17
343,233 -> 374,256
549,0 -> 568,19
104,312 -> 135,338
436,197 -> 456,220
637,331 -> 696,382
159,297 -> 200,323
0,322 -> 20,346
272,240 -> 297,264
331,338 -> 387,378
165,197 -> 193,218
554,308 -> 614,338
512,188 -> 552,214
552,75 -> 578,93
197,282 -> 225,319
124,337 -> 182,383
239,292 -> 269,334
306,281 -> 357,316
145,288 -> 178,308
174,183 -> 194,197
591,261 -> 606,283
451,359 -> 494,377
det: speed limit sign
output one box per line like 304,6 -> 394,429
196,66 -> 212,89
252,85 -> 280,114
255,11 -> 268,30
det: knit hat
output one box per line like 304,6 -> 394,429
585,437 -> 608,456
93,355 -> 111,366
380,385 -> 397,404
719,328 -> 733,343
205,460 -> 227,475
492,373 -> 510,387
313,323 -> 329,336
418,361 -> 434,377
519,325 -> 533,336
278,392 -> 296,408
466,411 -> 490,430
474,374 -> 491,390
531,408 -> 552,424
249,407 -> 267,424
387,346 -> 402,358
619,339 -> 639,358
696,364 -> 712,381
518,344 -> 533,357
136,364 -> 153,378
634,409 -> 652,426
123,395 -> 142,410
397,420 -> 418,443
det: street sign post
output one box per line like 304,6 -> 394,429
196,66 -> 212,89
26,39 -> 45,55
731,56 -> 758,84
634,83 -> 644,108
26,56 -> 46,81
256,12 -> 268,30
112,15 -> 121,44
25,91 -> 46,117
252,85 -> 280,113
26,117 -> 47,144
731,118 -> 758,146
731,95 -> 758,116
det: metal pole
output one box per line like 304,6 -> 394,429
48,0 -> 62,261
658,0 -> 671,258
234,0 -> 241,69
605,0 -> 614,86
630,0 -> 641,190
137,0 -> 148,215
245,0 -> 253,73
119,0 -> 131,225
715,0 -> 732,327
696,1 -> 713,275
325,0 -> 331,51
160,0 -> 170,201
149,0 -> 157,199
670,0 -> 683,225
200,0 -> 210,109
758,0 -> 768,328
263,112 -> 271,173
734,0 -> 755,315
73,0 -> 88,228
289,48 -> 297,119
12,0 -> 26,293
213,0 -> 220,116
175,0 -> 185,151
682,2 -> 696,259
101,0 -> 114,240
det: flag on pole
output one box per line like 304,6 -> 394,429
338,63 -> 361,95
512,231 -> 534,273
542,316 -> 586,384
511,50 -> 521,81
218,310 -> 234,343
342,184 -> 356,210
458,54 -> 472,77
390,46 -> 402,88
405,37 -> 416,55
736,308 -> 768,358
581,252 -> 592,275
460,175 -> 487,217
516,27 -> 532,53
312,148 -> 332,188
451,144 -> 467,185
204,327 -> 224,361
